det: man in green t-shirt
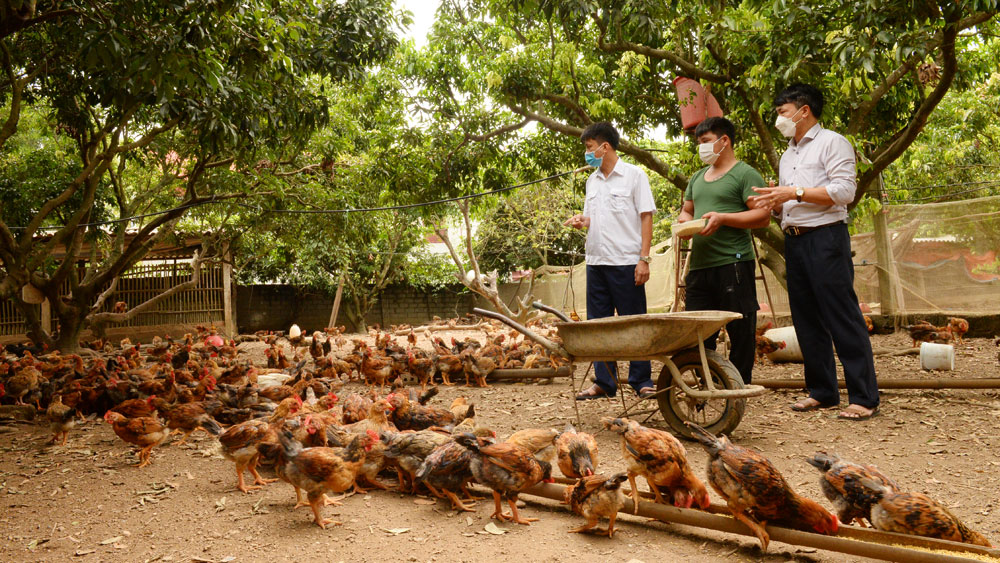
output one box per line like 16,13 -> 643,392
676,117 -> 770,383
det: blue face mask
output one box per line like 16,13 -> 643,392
584,143 -> 606,168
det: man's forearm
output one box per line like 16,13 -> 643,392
640,213 -> 653,255
721,209 -> 770,229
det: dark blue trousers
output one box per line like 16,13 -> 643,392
785,223 -> 879,408
684,260 -> 759,384
586,265 -> 653,394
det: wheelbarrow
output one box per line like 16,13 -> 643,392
472,304 -> 768,438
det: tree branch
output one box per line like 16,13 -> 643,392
857,16 -> 964,204
89,249 -> 215,325
507,102 -> 688,192
591,13 -> 727,84
540,94 -> 592,126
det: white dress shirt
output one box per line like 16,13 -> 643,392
778,123 -> 857,229
582,159 -> 657,266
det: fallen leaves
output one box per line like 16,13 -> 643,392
482,522 -> 506,535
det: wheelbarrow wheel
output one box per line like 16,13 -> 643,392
656,348 -> 745,440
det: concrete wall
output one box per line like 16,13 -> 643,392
235,284 -> 478,333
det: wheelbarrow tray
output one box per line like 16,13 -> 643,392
554,311 -> 742,358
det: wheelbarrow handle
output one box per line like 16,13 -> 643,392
531,301 -> 572,323
472,307 -> 569,359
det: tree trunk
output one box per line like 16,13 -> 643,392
53,306 -> 86,353
14,299 -> 55,349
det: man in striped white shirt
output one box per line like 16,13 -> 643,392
749,84 -> 879,421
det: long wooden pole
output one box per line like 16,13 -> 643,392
519,482 -> 998,563
327,272 -> 345,329
758,378 -> 1000,390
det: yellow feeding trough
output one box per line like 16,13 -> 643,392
671,218 -> 706,238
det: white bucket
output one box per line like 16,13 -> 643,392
764,326 -> 803,363
920,342 -> 954,371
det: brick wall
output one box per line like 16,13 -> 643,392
236,284 -> 478,333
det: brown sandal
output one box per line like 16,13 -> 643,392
576,384 -> 614,401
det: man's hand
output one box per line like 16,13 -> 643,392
699,211 -> 727,236
749,179 -> 795,211
634,260 -> 650,286
564,214 -> 590,230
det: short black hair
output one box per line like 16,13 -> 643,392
774,83 -> 824,118
580,121 -> 620,150
694,117 -> 737,146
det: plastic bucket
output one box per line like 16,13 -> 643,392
764,326 -> 803,363
919,342 -> 954,371
673,77 -> 724,131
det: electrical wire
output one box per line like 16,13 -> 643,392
889,183 -> 1000,203
8,167 -> 591,232
883,178 -> 1000,192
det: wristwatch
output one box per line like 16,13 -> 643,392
639,256 -> 652,263
795,187 -> 805,203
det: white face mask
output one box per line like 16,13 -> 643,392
774,106 -> 804,137
698,138 -> 724,165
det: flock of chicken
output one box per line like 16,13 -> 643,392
0,323 -> 993,551
903,317 -> 970,347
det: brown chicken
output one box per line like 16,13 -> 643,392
220,419 -> 281,493
506,427 -> 559,464
150,398 -> 223,445
342,398 -> 396,492
219,397 -> 301,493
449,396 -> 475,422
407,350 -> 436,390
276,428 -> 379,528
456,432 -> 553,525
807,452 -> 899,527
555,423 -> 599,479
360,349 -> 393,389
340,391 -> 374,424
904,321 -> 952,347
565,473 -> 629,537
6,361 -> 42,406
461,348 -> 494,387
688,422 -> 838,551
111,396 -> 157,419
380,429 -> 452,492
433,352 -> 463,386
415,429 -> 496,512
602,417 -> 708,513
104,411 -> 170,467
387,392 -> 454,431
46,393 -> 76,445
948,317 -> 969,343
854,477 -> 992,546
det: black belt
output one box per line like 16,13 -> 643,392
782,221 -> 843,236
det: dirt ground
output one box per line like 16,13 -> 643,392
2,331 -> 999,563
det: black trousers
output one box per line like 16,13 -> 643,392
684,260 -> 758,384
586,265 -> 653,393
785,223 -> 879,408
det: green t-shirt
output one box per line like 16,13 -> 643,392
683,161 -> 765,271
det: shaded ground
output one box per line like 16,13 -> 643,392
1,332 -> 998,562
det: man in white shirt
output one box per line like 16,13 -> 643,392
565,122 -> 657,400
749,84 -> 879,421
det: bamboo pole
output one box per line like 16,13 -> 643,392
489,366 -> 572,379
519,482 -> 998,563
328,273 -> 345,330
758,378 -> 1000,390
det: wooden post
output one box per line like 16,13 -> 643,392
872,203 -> 902,317
223,248 -> 235,337
41,298 -> 52,335
327,272 -> 344,329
